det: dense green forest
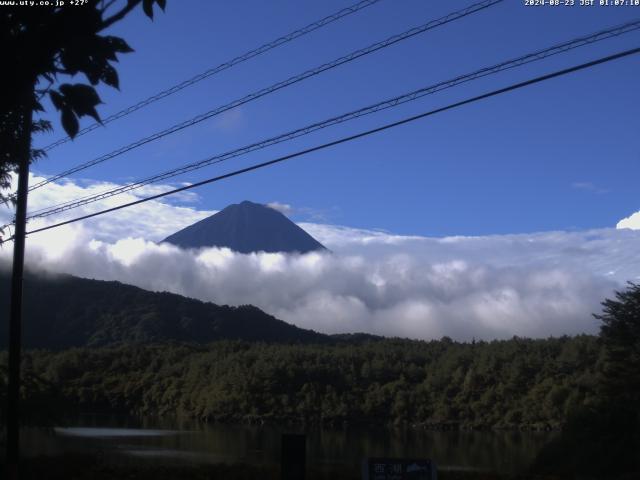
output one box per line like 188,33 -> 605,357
0,335 -> 602,429
0,270 -> 606,430
0,279 -> 638,477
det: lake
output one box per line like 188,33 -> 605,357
17,415 -> 555,475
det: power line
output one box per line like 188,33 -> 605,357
8,46 -> 637,241
27,0 -> 503,193
23,19 -> 640,221
40,0 -> 385,152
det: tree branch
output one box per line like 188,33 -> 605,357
99,0 -> 141,32
35,78 -> 54,100
100,0 -> 119,16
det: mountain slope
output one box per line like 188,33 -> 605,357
162,200 -> 326,254
0,270 -> 328,350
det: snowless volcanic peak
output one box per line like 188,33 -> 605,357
162,200 -> 326,254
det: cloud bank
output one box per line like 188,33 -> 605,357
1,174 -> 639,341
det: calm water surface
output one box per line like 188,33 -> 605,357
19,415 -> 555,474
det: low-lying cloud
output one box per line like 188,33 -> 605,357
1,174 -> 639,341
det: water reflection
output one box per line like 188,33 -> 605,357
55,427 -> 181,437
20,415 -> 556,474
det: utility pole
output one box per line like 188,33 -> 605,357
6,88 -> 34,480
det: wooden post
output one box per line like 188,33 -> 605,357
6,91 -> 33,480
281,433 -> 306,480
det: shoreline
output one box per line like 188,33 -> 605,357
0,453 -> 564,480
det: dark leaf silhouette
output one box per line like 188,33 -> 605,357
49,91 -> 65,111
59,84 -> 103,123
143,0 -> 155,19
60,108 -> 78,138
105,35 -> 135,54
101,64 -> 120,89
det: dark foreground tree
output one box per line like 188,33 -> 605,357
0,0 -> 166,209
533,283 -> 640,479
596,282 -> 640,408
1,2 -> 166,478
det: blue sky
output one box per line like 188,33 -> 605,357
32,0 -> 640,237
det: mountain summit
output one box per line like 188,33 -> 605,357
162,200 -> 326,254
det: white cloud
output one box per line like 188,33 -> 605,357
0,173 -> 215,243
2,175 -> 639,341
0,230 -> 625,340
617,210 -> 640,231
266,202 -> 293,215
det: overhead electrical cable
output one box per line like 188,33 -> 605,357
2,46 -> 635,242
40,0 -> 385,152
23,19 -> 640,221
27,0 -> 504,193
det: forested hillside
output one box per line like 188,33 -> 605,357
1,335 -> 602,429
0,270 -> 327,349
